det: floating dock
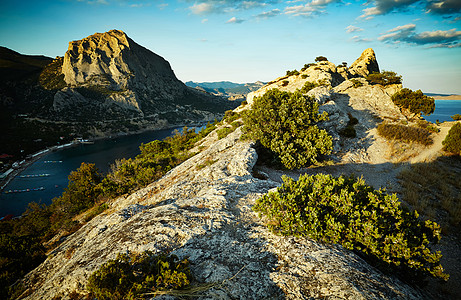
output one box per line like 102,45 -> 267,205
19,173 -> 51,178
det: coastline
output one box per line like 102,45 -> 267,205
0,121 -> 208,193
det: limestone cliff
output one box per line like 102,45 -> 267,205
54,30 -> 235,125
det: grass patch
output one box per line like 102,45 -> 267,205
377,123 -> 433,146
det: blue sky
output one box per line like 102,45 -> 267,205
1,0 -> 460,94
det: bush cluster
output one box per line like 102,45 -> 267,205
451,114 -> 461,121
392,88 -> 435,117
366,70 -> 402,86
443,122 -> 461,155
286,69 -> 300,76
243,89 -> 332,169
315,56 -> 328,62
350,79 -> 363,88
253,173 -> 448,281
377,123 -> 433,146
88,251 -> 191,300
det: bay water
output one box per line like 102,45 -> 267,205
424,100 -> 461,123
0,126 -> 199,216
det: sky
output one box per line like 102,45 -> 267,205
0,0 -> 460,94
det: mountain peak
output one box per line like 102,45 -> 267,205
349,48 -> 380,77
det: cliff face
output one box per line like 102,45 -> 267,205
54,30 -> 234,122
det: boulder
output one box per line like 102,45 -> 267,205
348,48 -> 380,77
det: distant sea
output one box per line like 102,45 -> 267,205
424,100 -> 461,123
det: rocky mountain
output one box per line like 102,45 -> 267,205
0,30 -> 236,159
185,80 -> 265,100
18,48 -> 448,299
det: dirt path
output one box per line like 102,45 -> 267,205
410,124 -> 453,163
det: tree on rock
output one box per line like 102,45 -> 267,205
243,89 -> 332,169
392,88 -> 435,119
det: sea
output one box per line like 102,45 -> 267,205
424,100 -> 461,123
0,126 -> 204,217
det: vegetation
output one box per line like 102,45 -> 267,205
416,119 -> 439,133
242,89 -> 332,169
451,114 -> 461,121
339,113 -> 359,138
366,70 -> 402,86
286,69 -> 300,76
442,122 -> 461,155
0,124 -> 216,299
301,63 -> 315,71
350,79 -> 363,88
315,56 -> 328,62
87,251 -> 191,300
39,57 -> 66,90
392,88 -> 435,118
398,157 -> 461,231
253,173 -> 448,281
281,80 -> 289,86
377,123 -> 433,146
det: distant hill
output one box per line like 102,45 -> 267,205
425,93 -> 461,100
185,80 -> 266,100
0,46 -> 53,81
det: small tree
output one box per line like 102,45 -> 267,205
366,70 -> 402,86
451,114 -> 461,121
442,122 -> 461,155
392,88 -> 435,118
243,89 -> 332,169
315,56 -> 328,62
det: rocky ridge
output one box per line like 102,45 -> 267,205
20,48 -> 437,299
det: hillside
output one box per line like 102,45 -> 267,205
185,80 -> 265,100
16,48 -> 461,299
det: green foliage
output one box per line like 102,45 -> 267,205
253,173 -> 448,281
217,127 -> 234,140
286,69 -> 300,76
392,88 -> 435,117
350,79 -> 363,88
315,56 -> 328,62
451,114 -> 461,121
366,70 -> 402,86
281,80 -> 289,86
223,110 -> 240,124
416,119 -> 439,133
300,81 -> 319,93
301,74 -> 308,79
377,123 -> 433,146
301,63 -> 315,71
442,122 -> 461,155
243,89 -> 332,169
339,113 -> 359,138
39,57 -> 66,90
87,251 -> 191,300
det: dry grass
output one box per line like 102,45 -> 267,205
398,156 -> 461,232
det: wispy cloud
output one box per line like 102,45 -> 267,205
188,0 -> 269,15
226,16 -> 245,23
190,2 -> 215,15
285,0 -> 343,17
360,0 -> 420,19
255,8 -> 281,19
157,3 -> 168,10
351,35 -> 372,43
378,23 -> 461,48
426,0 -> 461,15
346,25 -> 363,33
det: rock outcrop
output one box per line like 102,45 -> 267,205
54,30 -> 235,124
349,48 -> 380,77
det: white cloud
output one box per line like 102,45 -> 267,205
346,25 -> 363,33
226,16 -> 245,23
190,2 -> 214,15
285,0 -> 343,17
256,8 -> 281,19
378,23 -> 461,48
360,0 -> 420,19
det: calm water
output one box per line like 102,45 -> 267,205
0,126 -> 201,216
424,100 -> 461,123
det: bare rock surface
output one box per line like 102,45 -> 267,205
22,126 -> 430,299
349,48 -> 380,77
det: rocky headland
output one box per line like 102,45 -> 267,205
16,48 -> 461,299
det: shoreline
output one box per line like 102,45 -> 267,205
0,121 -> 208,193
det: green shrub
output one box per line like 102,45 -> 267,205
281,80 -> 289,86
300,81 -> 320,94
253,173 -> 448,281
339,113 -> 358,138
315,56 -> 328,62
301,74 -> 308,79
416,119 -> 439,133
392,88 -> 435,117
87,251 -> 191,300
451,114 -> 461,121
286,69 -> 300,76
350,79 -> 363,88
377,123 -> 433,145
442,122 -> 461,155
223,110 -> 240,123
301,63 -> 315,71
366,70 -> 402,86
217,127 -> 234,139
243,89 -> 332,169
